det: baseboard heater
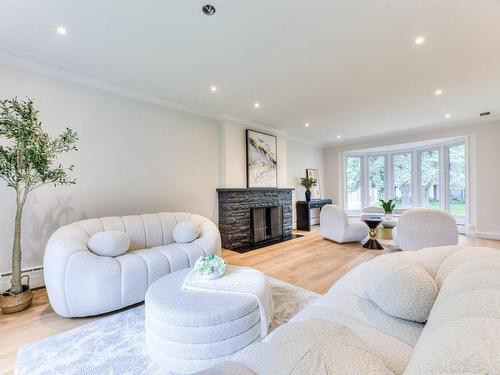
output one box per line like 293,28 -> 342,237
1,266 -> 43,278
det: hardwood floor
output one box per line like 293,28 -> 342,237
1,228 -> 499,374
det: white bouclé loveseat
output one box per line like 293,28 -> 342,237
43,212 -> 221,318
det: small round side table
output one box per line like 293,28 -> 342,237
362,216 -> 384,250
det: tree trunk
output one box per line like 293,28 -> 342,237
10,203 -> 24,294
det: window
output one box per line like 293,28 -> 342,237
346,156 -> 362,211
368,155 -> 385,206
343,138 -> 468,221
392,153 -> 412,208
447,143 -> 466,216
420,149 -> 440,208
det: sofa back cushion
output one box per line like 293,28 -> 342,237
52,212 -> 210,251
405,248 -> 500,374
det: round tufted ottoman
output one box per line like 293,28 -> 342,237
145,268 -> 264,374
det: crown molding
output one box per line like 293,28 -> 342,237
218,114 -> 289,137
219,114 -> 324,148
0,45 -> 217,121
322,114 -> 500,149
286,135 -> 323,148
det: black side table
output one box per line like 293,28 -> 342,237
362,216 -> 384,250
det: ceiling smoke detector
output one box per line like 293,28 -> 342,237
202,4 -> 216,16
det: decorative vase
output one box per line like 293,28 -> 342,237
0,283 -> 32,314
384,213 -> 393,220
305,189 -> 311,201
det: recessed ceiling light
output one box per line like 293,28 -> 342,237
445,114 -> 451,118
305,123 -> 310,127
56,26 -> 67,35
415,36 -> 425,45
337,135 -> 341,139
254,102 -> 260,108
210,85 -> 217,92
202,4 -> 216,16
434,89 -> 443,96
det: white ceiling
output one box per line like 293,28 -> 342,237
0,0 -> 499,146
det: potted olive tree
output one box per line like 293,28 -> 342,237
0,98 -> 77,313
300,176 -> 317,202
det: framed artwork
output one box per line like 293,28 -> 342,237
246,129 -> 278,188
306,169 -> 321,199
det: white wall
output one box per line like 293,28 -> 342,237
287,140 -> 326,227
0,63 -> 220,276
324,120 -> 500,238
219,119 -> 288,188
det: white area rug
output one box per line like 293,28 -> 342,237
16,277 -> 319,375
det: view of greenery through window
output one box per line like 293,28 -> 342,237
344,141 -> 467,217
346,156 -> 361,210
421,149 -> 440,208
448,144 -> 466,215
368,156 -> 385,205
392,153 -> 412,208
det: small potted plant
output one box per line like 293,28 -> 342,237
194,255 -> 227,280
300,176 -> 317,202
0,98 -> 78,314
379,198 -> 396,220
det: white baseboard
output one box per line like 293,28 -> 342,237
0,268 -> 45,291
469,231 -> 500,240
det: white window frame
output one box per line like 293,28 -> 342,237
342,137 -> 470,223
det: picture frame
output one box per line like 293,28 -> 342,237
246,129 -> 278,188
306,168 -> 321,199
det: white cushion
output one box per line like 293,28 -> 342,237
173,221 -> 200,243
363,253 -> 438,322
405,255 -> 500,374
87,231 -> 130,257
251,319 -> 395,374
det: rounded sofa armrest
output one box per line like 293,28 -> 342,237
193,218 -> 222,256
43,238 -> 89,317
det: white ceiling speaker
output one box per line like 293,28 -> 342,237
202,4 -> 216,16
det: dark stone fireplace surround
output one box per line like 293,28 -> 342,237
217,188 -> 294,250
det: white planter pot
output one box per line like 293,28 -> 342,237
384,213 -> 393,220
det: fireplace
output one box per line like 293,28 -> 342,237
217,188 -> 294,252
251,206 -> 283,244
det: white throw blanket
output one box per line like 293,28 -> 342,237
182,265 -> 274,337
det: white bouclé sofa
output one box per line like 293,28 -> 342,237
200,244 -> 500,374
43,212 -> 221,317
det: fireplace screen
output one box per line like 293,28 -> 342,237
251,206 -> 283,244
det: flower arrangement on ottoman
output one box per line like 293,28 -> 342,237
194,255 -> 226,280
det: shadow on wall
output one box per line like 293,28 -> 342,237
24,194 -> 87,266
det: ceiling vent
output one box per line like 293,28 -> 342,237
480,111 -> 491,117
202,4 -> 216,16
